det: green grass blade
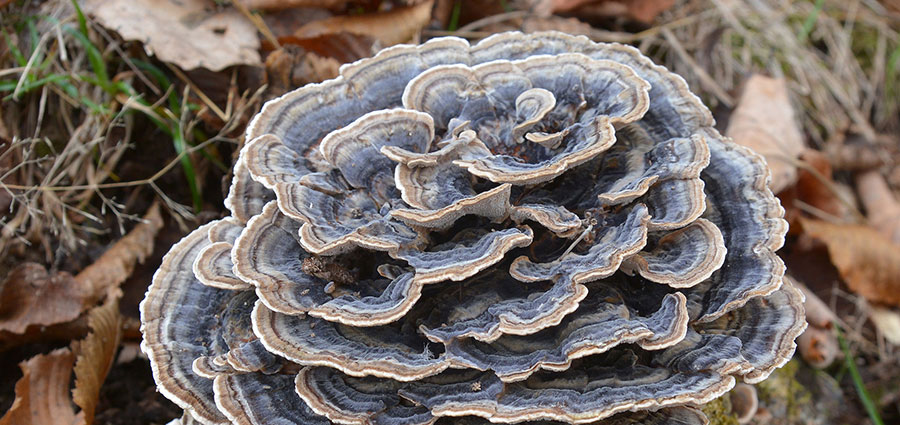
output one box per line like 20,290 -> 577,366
171,125 -> 202,212
798,0 -> 825,43
1,73 -> 70,96
447,0 -> 462,31
2,29 -> 28,67
55,79 -> 108,115
71,0 -> 90,40
835,325 -> 885,425
64,26 -> 112,93
129,59 -> 172,89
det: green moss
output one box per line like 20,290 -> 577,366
701,396 -> 739,425
756,359 -> 813,421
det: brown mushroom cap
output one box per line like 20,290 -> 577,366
143,31 -> 801,424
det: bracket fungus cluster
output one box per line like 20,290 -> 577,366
141,32 -> 806,425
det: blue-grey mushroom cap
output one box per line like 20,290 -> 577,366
142,31 -> 803,425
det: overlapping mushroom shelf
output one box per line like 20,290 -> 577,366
141,31 -> 805,425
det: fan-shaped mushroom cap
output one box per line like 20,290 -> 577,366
145,31 -> 799,425
509,204 -> 650,284
142,223 -> 264,425
214,373 -> 329,425
296,354 -> 732,425
193,218 -> 252,290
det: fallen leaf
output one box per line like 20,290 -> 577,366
0,202 -> 161,335
0,298 -> 123,425
261,8 -> 335,39
0,348 -> 80,425
781,148 -> 855,227
869,306 -> 900,345
726,75 -> 806,193
856,170 -> 900,244
83,0 -> 260,71
295,0 -> 434,46
535,0 -> 675,24
0,264 -> 89,334
0,315 -> 91,351
623,0 -> 676,22
71,297 -> 123,425
237,0 -> 346,10
269,32 -> 377,64
824,133 -> 891,171
881,0 -> 900,13
74,202 -> 164,301
800,218 -> 900,307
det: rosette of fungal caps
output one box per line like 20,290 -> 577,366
142,32 -> 806,425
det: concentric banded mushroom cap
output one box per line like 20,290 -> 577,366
141,31 -> 804,425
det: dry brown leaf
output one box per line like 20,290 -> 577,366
0,202 -> 161,335
869,306 -> 900,345
0,298 -> 123,425
74,202 -> 163,300
824,133 -> 892,171
270,32 -> 377,64
0,315 -> 90,352
726,75 -> 806,193
856,170 -> 900,244
0,348 -> 80,425
793,148 -> 854,220
0,264 -> 90,334
800,218 -> 900,307
237,0 -> 346,10
83,0 -> 260,71
71,297 -> 123,425
882,0 -> 900,13
295,0 -> 434,46
535,0 -> 675,24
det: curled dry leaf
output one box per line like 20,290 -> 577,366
0,264 -> 88,334
0,298 -> 123,425
824,133 -> 892,171
856,169 -> 900,244
0,202 -> 160,335
800,217 -> 900,307
74,202 -> 163,300
0,348 -> 80,425
237,0 -> 347,10
294,0 -> 434,46
83,0 -> 260,71
796,149 -> 853,220
535,0 -> 676,24
271,32 -> 378,64
726,75 -> 805,193
72,297 -> 124,425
